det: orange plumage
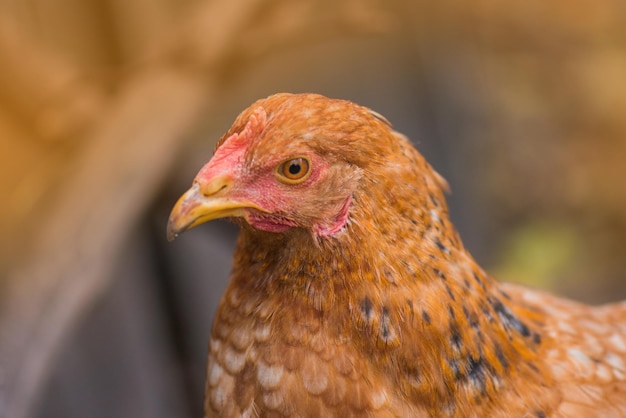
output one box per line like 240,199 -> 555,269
167,93 -> 626,417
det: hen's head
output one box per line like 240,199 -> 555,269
167,93 -> 444,241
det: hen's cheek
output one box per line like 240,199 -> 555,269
241,177 -> 290,213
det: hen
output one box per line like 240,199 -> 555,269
167,93 -> 626,417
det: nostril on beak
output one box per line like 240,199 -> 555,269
197,176 -> 232,197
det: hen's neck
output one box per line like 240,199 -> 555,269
228,160 -> 549,410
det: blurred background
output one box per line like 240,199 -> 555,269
1,0 -> 625,417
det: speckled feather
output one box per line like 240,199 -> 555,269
171,94 -> 626,417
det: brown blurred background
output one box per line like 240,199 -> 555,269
1,1 -> 625,417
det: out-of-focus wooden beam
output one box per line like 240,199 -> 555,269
0,19 -> 106,142
0,1 -> 392,417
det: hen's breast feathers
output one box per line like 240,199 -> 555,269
167,93 -> 626,417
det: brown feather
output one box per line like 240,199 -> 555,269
168,93 -> 626,417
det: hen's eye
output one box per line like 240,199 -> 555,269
277,157 -> 311,183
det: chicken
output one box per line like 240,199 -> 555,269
167,93 -> 626,417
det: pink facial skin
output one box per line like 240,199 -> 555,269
193,108 -> 352,237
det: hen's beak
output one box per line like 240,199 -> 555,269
166,178 -> 257,241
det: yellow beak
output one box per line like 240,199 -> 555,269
166,181 -> 257,241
